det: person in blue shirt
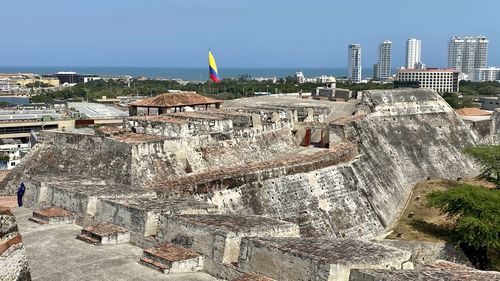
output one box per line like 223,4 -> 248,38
17,182 -> 26,207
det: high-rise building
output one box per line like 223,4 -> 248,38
347,44 -> 362,82
448,36 -> 464,72
475,36 -> 488,69
405,38 -> 421,69
448,36 -> 489,74
376,40 -> 392,80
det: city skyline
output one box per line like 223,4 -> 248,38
0,0 -> 498,68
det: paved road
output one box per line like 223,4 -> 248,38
12,207 -> 219,281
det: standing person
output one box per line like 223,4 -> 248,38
17,182 -> 26,207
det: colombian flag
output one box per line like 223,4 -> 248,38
208,50 -> 221,83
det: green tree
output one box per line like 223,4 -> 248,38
464,145 -> 500,185
427,184 -> 500,269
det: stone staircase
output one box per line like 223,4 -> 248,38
76,224 -> 130,245
139,243 -> 204,274
28,207 -> 76,225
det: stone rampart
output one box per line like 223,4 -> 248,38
0,207 -> 31,281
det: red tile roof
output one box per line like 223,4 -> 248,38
129,92 -> 222,108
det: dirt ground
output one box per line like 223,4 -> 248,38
385,178 -> 495,242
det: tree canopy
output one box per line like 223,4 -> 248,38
464,145 -> 500,185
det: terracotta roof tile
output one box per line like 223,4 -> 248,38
129,92 -> 222,108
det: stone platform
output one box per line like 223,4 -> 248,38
140,243 -> 204,274
238,238 -> 413,281
77,224 -> 130,245
158,214 -> 300,264
28,207 -> 76,225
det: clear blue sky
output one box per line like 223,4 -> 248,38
1,0 -> 497,68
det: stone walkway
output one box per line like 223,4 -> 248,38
12,207 -> 219,281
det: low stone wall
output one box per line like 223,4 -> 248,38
156,215 -> 300,265
0,207 -> 31,281
238,238 -> 412,281
373,239 -> 471,267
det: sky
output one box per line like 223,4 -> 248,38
0,0 -> 498,68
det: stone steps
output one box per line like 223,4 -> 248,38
27,216 -> 48,225
76,233 -> 99,245
76,224 -> 130,245
139,243 -> 203,274
29,207 -> 76,225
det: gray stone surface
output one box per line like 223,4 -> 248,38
12,207 -> 219,281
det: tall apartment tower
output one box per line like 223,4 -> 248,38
347,44 -> 362,82
448,36 -> 464,72
376,40 -> 392,80
475,36 -> 488,69
448,36 -> 489,74
405,38 -> 421,69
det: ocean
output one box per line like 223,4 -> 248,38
0,66 -> 389,81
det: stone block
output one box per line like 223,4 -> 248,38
238,238 -> 413,281
157,214 -> 300,264
29,207 -> 76,225
140,243 -> 203,274
76,223 -> 130,245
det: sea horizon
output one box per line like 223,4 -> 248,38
0,66 -> 395,81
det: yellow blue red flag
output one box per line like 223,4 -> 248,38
208,50 -> 221,83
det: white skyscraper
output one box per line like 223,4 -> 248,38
405,38 -> 421,69
448,36 -> 464,72
447,36 -> 489,74
347,44 -> 362,82
376,40 -> 392,80
475,36 -> 488,69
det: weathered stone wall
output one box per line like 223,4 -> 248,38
0,132 -> 133,196
0,207 -> 31,281
185,89 -> 484,238
373,240 -> 471,267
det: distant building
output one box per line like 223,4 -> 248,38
405,38 -> 422,69
313,78 -> 354,101
294,72 -> 305,83
347,44 -> 362,82
395,68 -> 459,93
473,67 -> 500,82
479,96 -> 500,111
448,36 -> 488,74
375,41 -> 392,80
448,36 -> 464,72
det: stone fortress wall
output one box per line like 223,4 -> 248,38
0,206 -> 31,281
1,89 -> 499,281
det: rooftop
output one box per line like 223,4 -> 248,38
456,108 -> 492,116
129,92 -> 222,108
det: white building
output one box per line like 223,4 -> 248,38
473,67 -> 500,82
448,36 -> 464,72
376,41 -> 392,80
475,36 -> 488,69
294,71 -> 305,83
395,68 -> 459,93
448,36 -> 488,74
0,141 -> 30,169
405,38 -> 422,69
347,44 -> 362,82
